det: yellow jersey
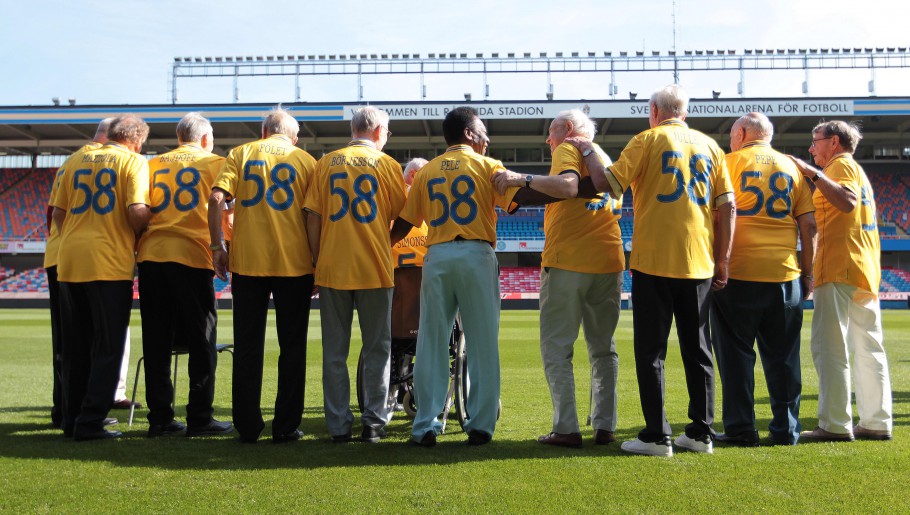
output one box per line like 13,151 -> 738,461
543,142 -> 624,274
303,140 -> 407,289
814,153 -> 881,294
725,141 -> 814,283
212,134 -> 317,277
393,222 -> 429,268
138,145 -> 225,270
44,143 -> 102,269
608,119 -> 733,279
400,145 -> 518,246
51,142 -> 150,282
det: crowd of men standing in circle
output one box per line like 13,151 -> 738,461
45,84 -> 893,454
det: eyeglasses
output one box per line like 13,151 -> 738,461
810,136 -> 832,147
385,129 -> 392,138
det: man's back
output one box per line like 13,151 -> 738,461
139,145 -> 225,270
213,134 -> 316,277
401,145 -> 515,246
305,142 -> 406,289
543,142 -> 623,274
610,120 -> 731,279
725,141 -> 813,283
52,142 -> 150,282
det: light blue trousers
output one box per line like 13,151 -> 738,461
411,240 -> 501,440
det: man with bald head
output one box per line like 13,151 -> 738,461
494,109 -> 623,448
209,107 -> 317,443
712,112 -> 816,446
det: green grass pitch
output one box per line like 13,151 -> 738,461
0,308 -> 908,512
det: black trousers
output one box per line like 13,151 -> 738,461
231,273 -> 313,441
631,270 -> 714,442
710,278 -> 803,444
59,280 -> 132,436
138,261 -> 218,427
45,266 -> 64,427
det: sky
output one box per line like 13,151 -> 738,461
3,0 -> 910,107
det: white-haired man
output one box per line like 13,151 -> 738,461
51,114 -> 152,440
208,107 -> 317,443
138,112 -> 232,438
494,109 -> 624,448
790,121 -> 893,442
304,106 -> 407,443
712,112 -> 816,446
577,85 -> 735,456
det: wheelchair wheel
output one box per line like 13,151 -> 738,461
454,325 -> 502,430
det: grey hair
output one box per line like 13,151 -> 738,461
94,118 -> 114,140
108,114 -> 150,145
813,120 -> 863,153
737,112 -> 774,139
262,106 -> 299,139
403,157 -> 428,177
650,84 -> 689,118
352,106 -> 390,136
553,109 -> 597,139
176,112 -> 213,143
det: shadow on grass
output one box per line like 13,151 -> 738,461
0,405 -> 669,471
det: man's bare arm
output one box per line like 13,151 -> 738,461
788,156 -> 857,213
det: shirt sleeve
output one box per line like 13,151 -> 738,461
297,152 -> 318,211
400,173 -> 425,227
125,156 -> 150,207
386,160 -> 408,222
607,133 -> 645,193
551,144 -> 582,177
213,150 -> 240,198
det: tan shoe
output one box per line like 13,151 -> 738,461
538,432 -> 583,448
800,427 -> 854,442
854,425 -> 892,441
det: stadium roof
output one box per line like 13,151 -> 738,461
2,96 -> 910,161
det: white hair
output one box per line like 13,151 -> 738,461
262,106 -> 299,139
553,109 -> 597,139
176,112 -> 213,143
650,84 -> 689,117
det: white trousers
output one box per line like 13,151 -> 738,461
811,282 -> 892,433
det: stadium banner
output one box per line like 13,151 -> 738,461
0,241 -> 46,254
495,240 -> 544,252
352,99 -> 856,120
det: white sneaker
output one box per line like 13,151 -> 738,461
620,438 -> 673,457
674,434 -> 714,454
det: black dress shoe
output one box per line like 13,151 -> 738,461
716,430 -> 760,447
74,429 -> 122,441
594,430 -> 616,445
186,419 -> 233,437
331,432 -> 353,443
467,430 -> 492,446
411,431 -> 437,447
273,429 -> 304,443
538,432 -> 583,448
148,420 -> 187,438
361,425 -> 387,443
103,417 -> 118,426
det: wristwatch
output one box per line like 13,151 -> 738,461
525,175 -> 533,188
582,148 -> 594,158
811,172 -> 822,182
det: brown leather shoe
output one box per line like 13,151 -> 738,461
594,429 -> 616,445
800,427 -> 854,442
538,432 -> 582,448
854,425 -> 892,441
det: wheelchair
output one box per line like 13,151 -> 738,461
355,266 -> 499,433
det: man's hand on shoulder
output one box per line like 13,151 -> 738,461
564,136 -> 594,153
492,170 -> 524,195
787,155 -> 818,179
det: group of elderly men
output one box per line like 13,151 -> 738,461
45,84 -> 893,453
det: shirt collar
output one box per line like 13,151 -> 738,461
741,140 -> 771,150
348,138 -> 377,149
658,118 -> 687,128
446,144 -> 474,153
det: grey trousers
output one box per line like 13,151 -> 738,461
539,267 -> 622,434
320,286 -> 393,436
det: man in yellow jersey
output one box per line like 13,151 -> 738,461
207,107 -> 317,444
138,113 -> 233,438
51,114 -> 151,441
493,109 -> 624,448
44,118 -> 112,428
389,158 -> 429,412
790,121 -> 893,442
391,106 -> 519,447
581,85 -> 735,456
711,113 -> 817,447
304,106 -> 406,443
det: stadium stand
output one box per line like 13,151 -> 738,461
0,267 -> 48,293
868,170 -> 910,235
0,168 -> 33,194
882,267 -> 910,293
0,168 -> 54,240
